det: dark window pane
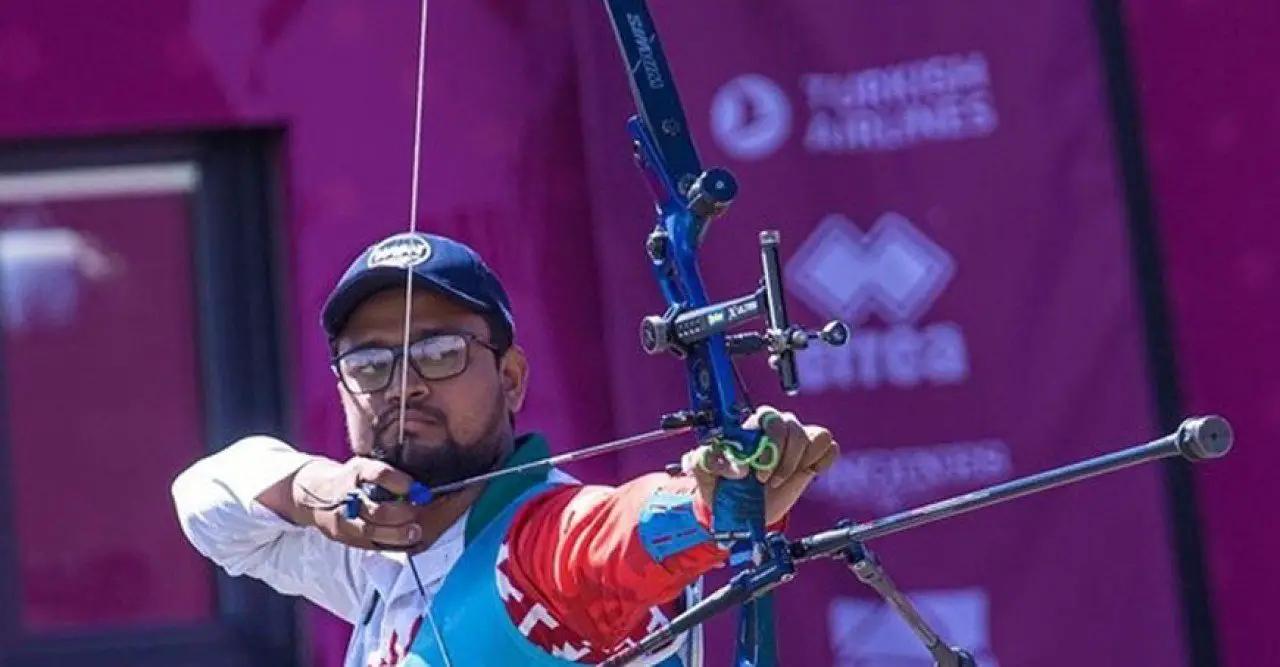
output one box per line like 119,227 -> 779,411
0,164 -> 217,633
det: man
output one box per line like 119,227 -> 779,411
172,231 -> 839,667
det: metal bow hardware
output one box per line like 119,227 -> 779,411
345,1 -> 1236,665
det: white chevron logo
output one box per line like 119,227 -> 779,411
785,212 -> 955,326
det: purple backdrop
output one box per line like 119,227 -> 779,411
1122,1 -> 1280,663
571,2 -> 1183,665
0,1 -> 1247,666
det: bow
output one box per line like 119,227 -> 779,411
592,0 -> 845,664
350,0 -> 1236,665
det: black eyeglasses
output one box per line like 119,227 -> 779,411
330,330 -> 501,394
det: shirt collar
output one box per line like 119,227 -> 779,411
463,432 -> 553,542
359,431 -> 555,600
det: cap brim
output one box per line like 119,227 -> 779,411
321,267 -> 493,337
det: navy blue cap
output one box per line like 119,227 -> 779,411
321,232 -> 515,347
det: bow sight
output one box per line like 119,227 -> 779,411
598,1 -> 1235,666
638,227 -> 850,386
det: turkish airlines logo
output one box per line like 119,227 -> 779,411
802,51 -> 999,155
710,74 -> 792,160
785,212 -> 955,327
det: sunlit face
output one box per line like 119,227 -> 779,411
330,288 -> 528,488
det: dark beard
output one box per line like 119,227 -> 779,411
369,400 -> 510,490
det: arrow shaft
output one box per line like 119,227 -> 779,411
432,426 -> 692,495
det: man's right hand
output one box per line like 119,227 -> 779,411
264,457 -> 424,550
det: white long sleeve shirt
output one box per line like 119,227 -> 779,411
171,435 -> 468,667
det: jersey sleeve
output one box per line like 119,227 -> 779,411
499,471 -> 784,656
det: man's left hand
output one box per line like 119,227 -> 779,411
683,405 -> 840,526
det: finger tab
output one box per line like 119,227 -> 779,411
364,483 -> 399,502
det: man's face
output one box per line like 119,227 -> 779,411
331,288 -> 528,488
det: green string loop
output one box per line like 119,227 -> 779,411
706,435 -> 780,472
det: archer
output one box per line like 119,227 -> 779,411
171,231 -> 839,667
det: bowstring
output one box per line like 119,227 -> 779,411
396,0 -> 454,665
396,0 -> 430,442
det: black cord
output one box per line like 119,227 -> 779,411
730,358 -> 754,411
295,483 -> 351,512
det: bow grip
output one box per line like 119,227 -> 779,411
710,425 -> 770,565
759,231 -> 799,395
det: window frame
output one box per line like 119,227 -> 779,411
0,131 -> 301,667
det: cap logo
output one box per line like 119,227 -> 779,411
367,233 -> 432,269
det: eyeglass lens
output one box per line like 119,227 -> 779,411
335,333 -> 470,392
